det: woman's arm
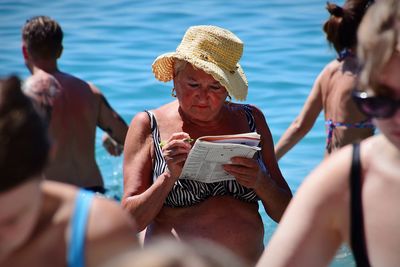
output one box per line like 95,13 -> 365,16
252,106 -> 292,221
121,112 -> 176,231
274,68 -> 325,160
256,146 -> 352,267
223,105 -> 292,222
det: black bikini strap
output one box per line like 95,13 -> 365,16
243,104 -> 256,132
144,110 -> 156,132
350,143 -> 371,267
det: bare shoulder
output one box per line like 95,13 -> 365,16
87,82 -> 103,95
53,71 -> 85,87
151,100 -> 179,120
124,111 -> 153,161
89,196 -> 137,234
236,103 -> 268,131
42,181 -> 136,232
243,103 -> 265,120
86,196 -> 139,267
301,145 -> 353,200
317,60 -> 340,83
286,145 -> 354,232
41,180 -> 77,199
24,71 -> 61,94
128,111 -> 152,134
324,59 -> 341,73
360,134 -> 396,172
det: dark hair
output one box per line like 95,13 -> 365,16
22,16 -> 63,60
323,0 -> 374,53
0,76 -> 50,193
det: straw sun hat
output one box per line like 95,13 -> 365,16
152,25 -> 248,101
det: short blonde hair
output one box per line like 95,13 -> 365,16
358,0 -> 400,94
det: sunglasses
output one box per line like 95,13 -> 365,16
352,90 -> 400,119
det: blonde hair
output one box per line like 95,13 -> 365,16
173,59 -> 188,78
358,0 -> 400,94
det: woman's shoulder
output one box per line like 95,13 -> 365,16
322,59 -> 342,76
42,180 -> 77,201
304,144 -> 354,196
361,134 -> 399,169
41,181 -> 85,228
90,195 -> 137,232
323,58 -> 359,77
150,100 -> 179,120
129,101 -> 174,126
228,102 -> 263,115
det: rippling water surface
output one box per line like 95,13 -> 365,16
0,0 -> 354,265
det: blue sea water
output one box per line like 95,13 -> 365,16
0,0 -> 354,266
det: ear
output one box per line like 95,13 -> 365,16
22,45 -> 29,60
56,45 -> 63,59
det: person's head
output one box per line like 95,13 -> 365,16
0,75 -> 50,256
152,25 -> 248,103
354,0 -> 400,148
101,237 -> 249,267
22,16 -> 63,63
323,0 -> 374,54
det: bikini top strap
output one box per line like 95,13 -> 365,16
144,110 -> 165,182
68,189 -> 95,267
350,143 -> 371,267
243,104 -> 256,132
144,110 -> 156,132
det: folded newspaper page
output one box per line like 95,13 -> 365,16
179,132 -> 261,183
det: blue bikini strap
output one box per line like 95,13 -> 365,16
67,189 -> 95,267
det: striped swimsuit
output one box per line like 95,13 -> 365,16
146,105 -> 260,208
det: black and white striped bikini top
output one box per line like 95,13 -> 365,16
145,105 -> 260,207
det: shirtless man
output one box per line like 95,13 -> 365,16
22,16 -> 128,193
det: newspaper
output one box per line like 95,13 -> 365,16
179,132 -> 261,183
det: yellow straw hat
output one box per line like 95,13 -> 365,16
152,25 -> 248,101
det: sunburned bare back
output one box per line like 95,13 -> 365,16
47,72 -> 103,187
26,71 -> 128,188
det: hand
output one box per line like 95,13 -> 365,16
102,133 -> 123,156
223,157 -> 265,190
161,132 -> 192,180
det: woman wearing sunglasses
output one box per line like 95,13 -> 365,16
257,0 -> 400,266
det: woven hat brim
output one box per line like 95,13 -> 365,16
152,52 -> 248,101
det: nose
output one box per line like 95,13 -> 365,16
196,86 -> 209,100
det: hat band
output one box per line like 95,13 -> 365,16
190,50 -> 238,74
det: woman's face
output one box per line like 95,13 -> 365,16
0,179 -> 42,258
373,52 -> 400,149
174,63 -> 229,123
